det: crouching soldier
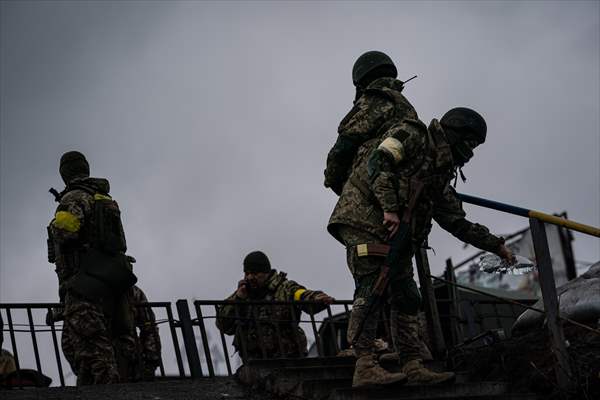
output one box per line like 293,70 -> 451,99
216,251 -> 335,361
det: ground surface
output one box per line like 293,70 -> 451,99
1,377 -> 273,400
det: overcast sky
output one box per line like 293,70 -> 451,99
1,0 -> 599,306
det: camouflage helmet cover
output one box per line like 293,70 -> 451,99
352,50 -> 397,86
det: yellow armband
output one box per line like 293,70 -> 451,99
293,289 -> 307,301
54,211 -> 81,232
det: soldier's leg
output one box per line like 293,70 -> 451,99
61,293 -> 120,385
338,226 -> 384,355
388,260 -> 454,385
388,257 -> 422,364
338,226 -> 406,388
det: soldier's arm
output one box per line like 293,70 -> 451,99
281,279 -> 333,315
215,291 -> 244,336
50,190 -> 91,243
432,186 -> 504,253
367,119 -> 428,213
324,94 -> 395,195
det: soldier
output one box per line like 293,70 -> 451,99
119,285 -> 162,381
216,251 -> 335,361
0,314 -> 17,377
325,54 -> 515,387
47,151 -> 137,385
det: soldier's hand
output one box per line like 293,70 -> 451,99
236,280 -> 248,299
383,212 -> 401,238
314,293 -> 335,304
497,244 -> 516,265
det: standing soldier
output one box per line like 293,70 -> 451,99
323,50 -> 419,388
216,251 -> 335,361
47,151 -> 137,385
127,285 -> 162,381
325,53 -> 515,387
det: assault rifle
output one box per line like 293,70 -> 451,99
350,178 -> 424,344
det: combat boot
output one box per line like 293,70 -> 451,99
400,359 -> 455,386
352,354 -> 407,388
378,351 -> 400,366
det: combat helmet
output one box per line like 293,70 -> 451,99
440,107 -> 487,145
440,108 -> 487,167
352,51 -> 398,87
59,151 -> 90,184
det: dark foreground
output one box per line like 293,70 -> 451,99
1,377 -> 271,400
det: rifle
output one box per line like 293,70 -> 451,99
350,178 -> 424,344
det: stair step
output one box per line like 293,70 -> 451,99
265,378 -> 352,400
246,356 -> 355,369
280,365 -> 354,380
329,381 -> 515,400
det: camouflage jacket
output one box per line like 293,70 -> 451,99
129,286 -> 161,370
48,177 -> 126,299
328,118 -> 503,254
324,77 -> 417,195
216,270 -> 327,360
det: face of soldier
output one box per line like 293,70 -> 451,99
244,271 -> 269,290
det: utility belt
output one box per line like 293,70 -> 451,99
355,243 -> 391,258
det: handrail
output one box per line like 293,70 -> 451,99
457,193 -> 600,237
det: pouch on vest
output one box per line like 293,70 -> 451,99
93,197 -> 127,254
69,248 -> 137,300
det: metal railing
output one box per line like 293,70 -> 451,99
452,192 -> 600,391
0,301 -> 184,386
2,294 -> 538,386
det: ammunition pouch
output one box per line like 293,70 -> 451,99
92,196 -> 127,254
68,248 -> 137,301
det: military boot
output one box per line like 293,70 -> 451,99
400,359 -> 455,386
352,354 -> 407,388
378,351 -> 400,366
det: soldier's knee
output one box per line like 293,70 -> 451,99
390,278 -> 421,316
353,272 -> 378,300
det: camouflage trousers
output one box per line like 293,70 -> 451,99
235,325 -> 308,361
338,226 -> 422,364
0,349 -> 16,375
61,292 -> 120,385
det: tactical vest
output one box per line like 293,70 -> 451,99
49,180 -> 136,301
397,120 -> 455,246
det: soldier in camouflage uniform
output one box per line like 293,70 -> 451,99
47,151 -> 137,385
123,285 -> 162,381
216,251 -> 335,361
325,52 -> 514,388
0,314 -> 17,377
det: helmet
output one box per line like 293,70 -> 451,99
352,51 -> 397,86
60,151 -> 90,184
440,107 -> 487,145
